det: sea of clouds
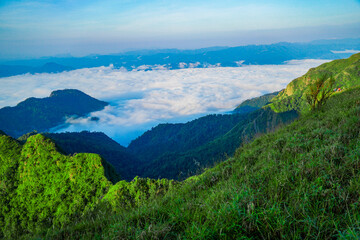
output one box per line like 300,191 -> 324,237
0,59 -> 330,145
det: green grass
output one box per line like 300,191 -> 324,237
32,86 -> 360,239
270,52 -> 360,113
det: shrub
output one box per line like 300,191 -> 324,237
306,74 -> 335,110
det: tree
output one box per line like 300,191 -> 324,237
306,74 -> 335,110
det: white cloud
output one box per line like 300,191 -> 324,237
203,63 -> 221,68
0,59 -> 330,145
132,64 -> 171,71
179,62 -> 187,68
188,62 -> 201,68
235,60 -> 245,66
331,49 -> 360,54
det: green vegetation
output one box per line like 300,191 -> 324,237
234,90 -> 280,113
306,74 -> 335,110
140,108 -> 298,179
0,134 -> 111,238
28,83 -> 360,240
43,131 -> 139,181
270,52 -> 360,113
0,134 -> 173,239
104,177 -> 175,210
128,114 -> 249,163
18,131 -> 122,184
0,89 -> 108,138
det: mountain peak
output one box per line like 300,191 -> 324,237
49,89 -> 89,98
0,89 -> 108,138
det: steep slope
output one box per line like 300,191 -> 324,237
0,134 -> 22,237
270,52 -> 360,112
44,131 -> 140,181
128,114 -> 249,162
234,90 -> 280,113
0,134 -> 111,239
41,84 -> 360,240
18,131 -> 122,183
141,108 -> 298,179
0,89 -> 108,137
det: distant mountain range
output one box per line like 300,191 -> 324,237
0,62 -> 73,78
0,89 -> 108,137
1,38 -> 359,78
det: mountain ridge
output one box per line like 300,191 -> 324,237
43,131 -> 140,181
0,89 -> 108,137
269,52 -> 360,112
1,38 -> 359,77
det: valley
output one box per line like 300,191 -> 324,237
1,53 -> 360,238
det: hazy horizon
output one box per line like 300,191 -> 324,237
1,0 -> 359,60
1,36 -> 360,62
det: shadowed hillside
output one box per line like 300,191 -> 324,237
0,89 -> 108,137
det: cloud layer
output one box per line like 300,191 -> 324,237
0,59 -> 329,145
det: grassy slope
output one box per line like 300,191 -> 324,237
41,86 -> 360,239
270,52 -> 360,113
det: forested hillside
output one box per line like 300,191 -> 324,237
129,91 -> 295,179
140,108 -> 298,179
234,90 -> 280,113
0,89 -> 108,137
128,114 -> 249,163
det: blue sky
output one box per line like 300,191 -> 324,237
0,0 -> 360,59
